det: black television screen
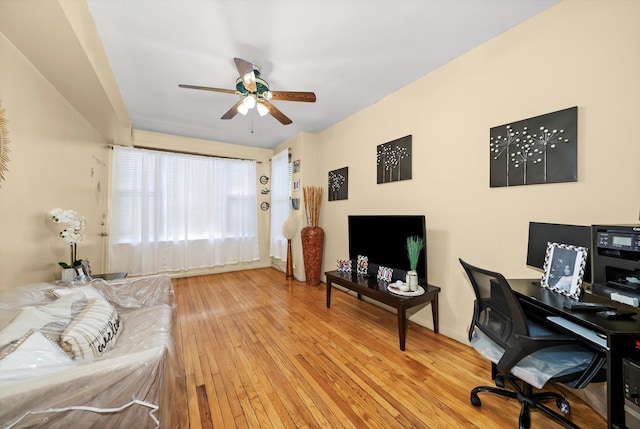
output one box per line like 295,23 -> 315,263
526,222 -> 592,283
348,215 -> 427,283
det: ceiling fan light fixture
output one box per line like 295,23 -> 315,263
256,102 -> 269,117
237,103 -> 249,115
243,95 -> 257,109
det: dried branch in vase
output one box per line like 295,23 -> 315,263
303,186 -> 323,227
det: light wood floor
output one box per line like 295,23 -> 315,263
173,267 -> 606,428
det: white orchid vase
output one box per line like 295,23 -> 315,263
49,208 -> 86,268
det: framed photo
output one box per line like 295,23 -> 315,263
357,255 -> 368,276
376,265 -> 393,282
540,242 -> 588,299
291,198 -> 300,210
74,263 -> 91,281
81,259 -> 92,277
337,259 -> 352,273
293,160 -> 300,173
293,180 -> 300,191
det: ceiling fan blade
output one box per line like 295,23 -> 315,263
221,100 -> 244,120
270,91 -> 316,103
264,102 -> 292,125
179,84 -> 236,94
234,58 -> 257,92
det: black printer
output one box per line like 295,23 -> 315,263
591,225 -> 640,307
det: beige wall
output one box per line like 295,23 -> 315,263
314,0 -> 640,342
0,0 -> 131,290
0,32 -> 109,288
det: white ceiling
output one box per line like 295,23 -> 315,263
86,0 -> 559,149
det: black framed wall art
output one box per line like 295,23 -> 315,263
489,106 -> 577,187
328,167 -> 348,201
377,135 -> 412,184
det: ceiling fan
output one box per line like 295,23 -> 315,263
179,58 -> 316,125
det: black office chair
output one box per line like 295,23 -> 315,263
459,259 -> 606,429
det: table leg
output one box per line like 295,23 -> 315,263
397,308 -> 407,351
432,295 -> 439,334
326,282 -> 332,308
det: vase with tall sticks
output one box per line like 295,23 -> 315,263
301,186 -> 324,286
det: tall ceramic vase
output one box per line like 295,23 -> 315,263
301,226 -> 324,286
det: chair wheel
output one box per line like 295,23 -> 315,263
495,375 -> 505,388
556,398 -> 571,414
470,392 -> 481,407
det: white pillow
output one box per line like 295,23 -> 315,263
0,291 -> 84,349
60,298 -> 122,360
0,330 -> 73,371
50,285 -> 104,301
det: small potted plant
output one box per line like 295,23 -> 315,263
406,235 -> 424,291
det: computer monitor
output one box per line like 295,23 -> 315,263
526,222 -> 592,283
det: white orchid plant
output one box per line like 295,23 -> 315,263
49,208 -> 86,268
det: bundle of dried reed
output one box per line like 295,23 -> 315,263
303,186 -> 323,227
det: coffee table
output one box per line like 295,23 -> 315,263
325,270 -> 440,351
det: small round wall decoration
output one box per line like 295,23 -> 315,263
260,202 -> 270,211
259,175 -> 269,185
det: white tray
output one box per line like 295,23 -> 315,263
387,284 -> 425,296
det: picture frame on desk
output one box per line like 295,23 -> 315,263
74,263 -> 90,282
540,242 -> 588,300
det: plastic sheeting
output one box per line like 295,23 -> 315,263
0,275 -> 186,428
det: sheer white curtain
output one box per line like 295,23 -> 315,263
109,146 -> 259,275
269,149 -> 291,259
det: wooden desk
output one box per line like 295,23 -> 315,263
509,278 -> 640,429
325,270 -> 440,351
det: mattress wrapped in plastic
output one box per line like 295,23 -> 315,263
0,275 -> 186,428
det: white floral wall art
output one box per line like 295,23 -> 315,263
490,107 -> 577,187
377,135 -> 412,184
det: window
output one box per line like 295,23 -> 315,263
109,146 -> 259,275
